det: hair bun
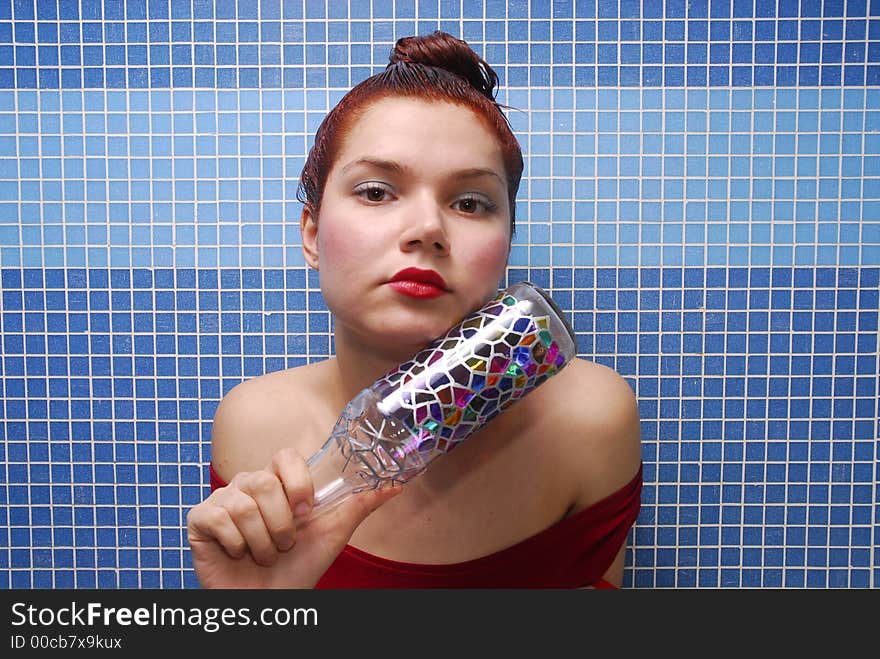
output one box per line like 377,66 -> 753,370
389,31 -> 498,101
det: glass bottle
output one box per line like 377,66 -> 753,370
306,281 -> 578,517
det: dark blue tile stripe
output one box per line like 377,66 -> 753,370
1,5 -> 879,88
2,266 -> 878,587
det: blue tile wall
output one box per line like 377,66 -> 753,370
1,0 -> 880,89
0,1 -> 878,589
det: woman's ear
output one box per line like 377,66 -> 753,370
300,205 -> 319,270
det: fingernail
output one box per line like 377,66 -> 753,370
294,502 -> 311,518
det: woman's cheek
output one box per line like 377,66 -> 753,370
317,219 -> 362,274
470,231 -> 510,280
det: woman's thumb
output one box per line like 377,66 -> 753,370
332,485 -> 404,535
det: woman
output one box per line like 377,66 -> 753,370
186,32 -> 642,589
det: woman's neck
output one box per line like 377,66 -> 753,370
326,323 -> 431,412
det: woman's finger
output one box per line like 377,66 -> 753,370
268,447 -> 315,520
187,502 -> 248,560
236,469 -> 297,552
221,480 -> 282,566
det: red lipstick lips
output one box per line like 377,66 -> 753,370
387,267 -> 449,299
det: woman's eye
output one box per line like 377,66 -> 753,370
453,195 -> 496,215
457,198 -> 478,213
355,183 -> 392,203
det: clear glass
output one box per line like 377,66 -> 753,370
306,281 -> 578,518
307,388 -> 428,517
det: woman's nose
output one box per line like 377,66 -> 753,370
398,198 -> 450,255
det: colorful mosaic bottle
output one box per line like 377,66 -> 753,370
306,281 -> 578,517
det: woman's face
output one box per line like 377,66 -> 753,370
301,96 -> 512,357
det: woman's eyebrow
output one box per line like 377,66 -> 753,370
341,157 -> 407,176
340,158 -> 503,186
451,168 -> 504,185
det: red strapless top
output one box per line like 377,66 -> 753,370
209,463 -> 642,589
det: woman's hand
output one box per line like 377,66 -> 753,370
186,447 -> 401,589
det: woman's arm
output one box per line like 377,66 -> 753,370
555,359 -> 643,588
188,377 -> 401,589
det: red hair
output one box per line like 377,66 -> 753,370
296,32 -> 524,234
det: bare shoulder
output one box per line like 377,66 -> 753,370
542,357 -> 642,508
209,361 -> 330,482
